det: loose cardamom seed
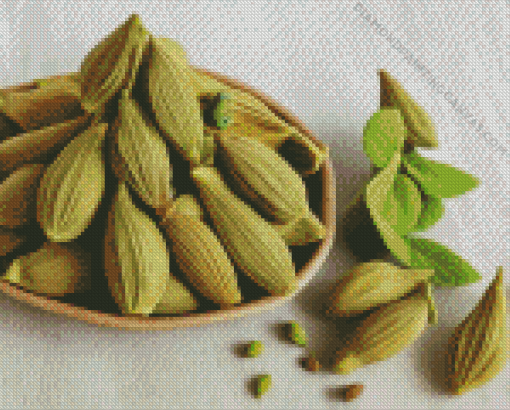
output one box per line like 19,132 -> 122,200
327,260 -> 434,317
304,353 -> 321,371
0,114 -> 91,174
161,195 -> 242,308
286,321 -> 307,347
144,35 -> 203,167
333,283 -> 430,374
37,119 -> 107,242
112,88 -> 173,215
191,167 -> 297,297
254,374 -> 272,398
445,267 -> 506,395
79,14 -> 148,114
343,384 -> 364,402
246,341 -> 264,358
0,164 -> 46,228
3,241 -> 92,297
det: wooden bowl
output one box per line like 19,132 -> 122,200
0,68 -> 336,330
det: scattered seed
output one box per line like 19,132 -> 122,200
343,384 -> 364,402
246,341 -> 264,358
255,374 -> 272,398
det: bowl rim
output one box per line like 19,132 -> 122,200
0,67 -> 336,330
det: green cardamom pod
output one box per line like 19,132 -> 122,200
220,88 -> 329,175
144,35 -> 203,167
191,166 -> 297,297
37,119 -> 107,242
327,261 -> 434,317
0,114 -> 91,174
333,283 -> 430,374
104,182 -> 194,316
0,80 -> 83,132
216,134 -> 325,245
3,241 -> 92,297
79,14 -> 148,114
161,195 -> 242,308
445,267 -> 506,395
112,88 -> 173,215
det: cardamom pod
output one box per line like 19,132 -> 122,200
0,114 -> 91,174
79,14 -> 148,114
0,79 -> 83,132
112,88 -> 173,215
219,88 -> 329,175
0,164 -> 46,228
144,35 -> 203,167
216,134 -> 325,245
379,69 -> 438,149
217,135 -> 306,222
104,182 -> 194,315
0,227 -> 27,257
286,321 -> 307,346
161,195 -> 242,307
37,119 -> 107,242
3,241 -> 92,297
445,267 -> 506,395
255,374 -> 272,398
327,261 -> 434,317
333,283 -> 430,374
191,167 -> 297,297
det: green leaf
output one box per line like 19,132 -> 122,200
405,237 -> 481,286
403,152 -> 480,198
363,107 -> 407,169
365,151 -> 412,265
365,152 -> 421,237
392,173 -> 422,235
413,195 -> 444,232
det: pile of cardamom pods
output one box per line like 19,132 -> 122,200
326,263 -> 506,395
0,14 -> 329,316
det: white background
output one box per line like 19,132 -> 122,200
0,1 -> 508,409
